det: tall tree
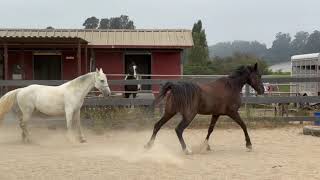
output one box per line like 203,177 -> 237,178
184,53 -> 270,75
99,18 -> 110,29
290,31 -> 309,54
187,20 -> 209,64
98,15 -> 135,29
304,30 -> 320,53
83,16 -> 99,29
209,40 -> 267,58
267,32 -> 292,63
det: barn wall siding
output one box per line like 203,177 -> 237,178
23,52 -> 33,80
6,48 -> 183,97
152,51 -> 181,93
96,51 -> 124,91
7,52 -> 18,80
7,50 -> 88,81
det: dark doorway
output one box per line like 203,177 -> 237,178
125,54 -> 151,90
34,55 -> 62,80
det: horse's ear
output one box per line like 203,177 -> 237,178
96,68 -> 99,73
99,68 -> 103,73
253,63 -> 258,71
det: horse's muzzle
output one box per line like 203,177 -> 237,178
101,88 -> 111,97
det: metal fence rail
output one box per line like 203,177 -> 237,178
0,75 -> 319,122
0,76 -> 320,86
81,96 -> 320,106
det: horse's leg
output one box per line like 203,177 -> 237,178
228,111 -> 252,150
131,93 -> 137,108
74,109 -> 86,143
175,113 -> 196,155
19,112 -> 32,143
204,115 -> 220,151
144,111 -> 176,149
125,93 -> 131,108
65,108 -> 74,141
17,101 -> 34,143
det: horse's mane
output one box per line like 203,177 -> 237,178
65,72 -> 95,86
228,65 -> 249,79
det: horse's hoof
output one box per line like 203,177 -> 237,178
184,147 -> 193,155
206,144 -> 212,151
246,144 -> 253,151
22,138 -> 32,144
201,140 -> 212,152
144,143 -> 153,150
144,140 -> 154,150
80,139 -> 87,143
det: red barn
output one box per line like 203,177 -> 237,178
0,29 -> 193,92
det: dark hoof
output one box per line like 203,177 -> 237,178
246,144 -> 253,151
206,144 -> 212,151
22,138 -> 32,144
184,148 -> 193,155
144,142 -> 153,150
80,139 -> 87,143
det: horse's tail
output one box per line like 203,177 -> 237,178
0,89 -> 20,123
153,82 -> 175,105
154,81 -> 200,112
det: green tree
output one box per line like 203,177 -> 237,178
290,31 -> 309,54
304,30 -> 320,53
184,53 -> 270,75
209,40 -> 267,58
267,32 -> 292,63
99,18 -> 110,29
98,15 -> 135,29
46,26 -> 54,29
187,20 -> 209,64
83,16 -> 99,29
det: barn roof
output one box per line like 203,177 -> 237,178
0,29 -> 193,48
291,53 -> 320,61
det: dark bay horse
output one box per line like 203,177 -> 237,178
145,63 -> 264,154
124,62 -> 141,98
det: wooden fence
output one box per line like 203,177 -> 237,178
0,75 -> 319,122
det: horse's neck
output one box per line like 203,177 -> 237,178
228,75 -> 248,93
66,73 -> 95,99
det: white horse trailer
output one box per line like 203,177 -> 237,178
291,53 -> 320,96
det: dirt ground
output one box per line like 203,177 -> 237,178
0,125 -> 319,180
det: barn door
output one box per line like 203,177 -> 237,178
125,53 -> 151,90
34,55 -> 62,80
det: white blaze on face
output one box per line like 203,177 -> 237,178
133,65 -> 137,78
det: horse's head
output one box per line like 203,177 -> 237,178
247,63 -> 264,95
94,68 -> 111,97
128,62 -> 138,78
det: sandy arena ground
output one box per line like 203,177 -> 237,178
0,125 -> 319,180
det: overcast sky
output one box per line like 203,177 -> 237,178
1,0 -> 320,47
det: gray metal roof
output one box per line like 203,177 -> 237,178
0,29 -> 193,48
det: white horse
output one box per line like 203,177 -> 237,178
0,68 -> 111,143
